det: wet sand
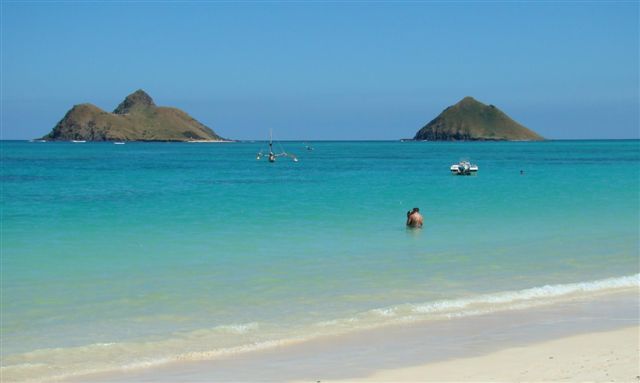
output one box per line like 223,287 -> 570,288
75,290 -> 639,382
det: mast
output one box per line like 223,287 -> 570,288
268,129 -> 276,162
269,129 -> 273,154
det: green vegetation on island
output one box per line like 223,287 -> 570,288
42,90 -> 225,142
414,97 -> 543,141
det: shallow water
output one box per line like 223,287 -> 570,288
1,140 -> 638,381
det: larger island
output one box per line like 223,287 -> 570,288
414,97 -> 543,141
41,90 -> 226,142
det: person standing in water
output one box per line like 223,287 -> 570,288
406,207 -> 423,228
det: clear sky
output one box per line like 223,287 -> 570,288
1,1 -> 638,140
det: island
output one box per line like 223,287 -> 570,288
41,89 -> 227,142
413,97 -> 543,141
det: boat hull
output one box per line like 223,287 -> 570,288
450,163 -> 479,175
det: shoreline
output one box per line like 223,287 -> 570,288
185,139 -> 234,143
25,139 -> 236,143
73,289 -> 639,382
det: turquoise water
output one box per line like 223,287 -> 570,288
1,140 -> 639,381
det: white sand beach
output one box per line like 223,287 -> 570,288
330,326 -> 639,382
185,139 -> 234,143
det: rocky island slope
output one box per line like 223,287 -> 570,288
414,97 -> 543,141
42,90 -> 225,142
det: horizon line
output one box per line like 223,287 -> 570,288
2,138 -> 639,142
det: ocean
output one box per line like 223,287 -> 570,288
1,140 -> 638,382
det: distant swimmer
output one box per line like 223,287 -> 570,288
520,169 -> 524,175
406,207 -> 423,228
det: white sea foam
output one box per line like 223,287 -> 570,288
371,308 -> 397,317
316,319 -> 339,327
3,274 -> 637,383
344,274 -> 640,328
388,274 -> 640,321
215,322 -> 259,334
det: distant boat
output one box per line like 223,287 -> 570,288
114,142 -> 125,145
256,130 -> 298,163
450,160 -> 478,175
71,140 -> 86,143
30,139 -> 47,143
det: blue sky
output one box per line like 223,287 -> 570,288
1,1 -> 638,140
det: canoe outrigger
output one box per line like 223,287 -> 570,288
256,130 -> 298,163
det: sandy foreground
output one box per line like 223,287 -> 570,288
327,326 -> 640,382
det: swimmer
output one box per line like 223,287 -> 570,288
406,207 -> 423,228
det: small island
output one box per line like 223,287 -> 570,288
413,97 -> 543,141
41,89 -> 227,142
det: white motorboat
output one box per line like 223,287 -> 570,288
450,160 -> 478,175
